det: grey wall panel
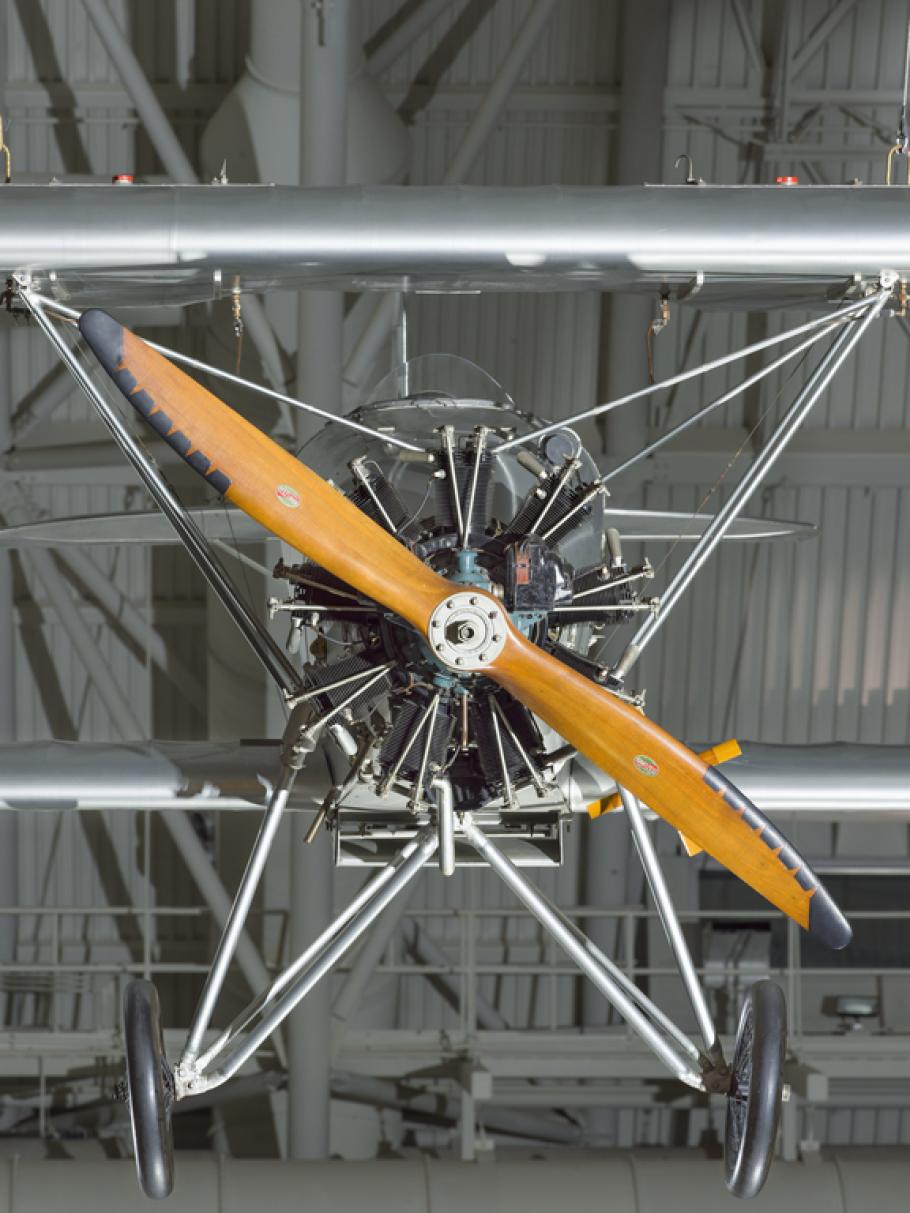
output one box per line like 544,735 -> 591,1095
631,480 -> 910,750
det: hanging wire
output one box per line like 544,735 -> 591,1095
231,287 -> 244,374
0,115 -> 11,183
899,18 -> 910,151
588,332 -> 820,668
886,17 -> 910,180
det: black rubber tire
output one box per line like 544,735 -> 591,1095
123,980 -> 175,1200
724,980 -> 787,1199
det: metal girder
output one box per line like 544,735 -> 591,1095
367,0 -> 457,77
731,0 -> 767,75
790,0 -> 858,81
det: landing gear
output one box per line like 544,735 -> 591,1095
724,980 -> 787,1200
123,980 -> 175,1200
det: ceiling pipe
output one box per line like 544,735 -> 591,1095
79,0 -> 288,397
286,0 -> 351,1164
0,1151 -> 900,1211
344,0 -> 559,393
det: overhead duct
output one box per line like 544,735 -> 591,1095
200,0 -> 410,187
0,1152 -> 907,1212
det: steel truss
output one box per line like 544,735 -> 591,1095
15,278 -> 894,1111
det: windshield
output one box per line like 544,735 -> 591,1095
366,354 -> 514,408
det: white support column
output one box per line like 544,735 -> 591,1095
0,5 -> 18,996
343,0 -> 559,393
582,1 -> 670,1141
598,0 -> 671,472
288,0 -> 351,1163
0,343 -> 18,994
80,0 -> 287,396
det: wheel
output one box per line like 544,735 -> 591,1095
724,980 -> 786,1200
123,980 -> 175,1199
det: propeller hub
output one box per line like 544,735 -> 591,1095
428,592 -> 508,671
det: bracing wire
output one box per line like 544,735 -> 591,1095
899,17 -> 910,151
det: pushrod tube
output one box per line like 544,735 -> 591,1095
23,292 -> 303,696
435,777 -> 456,877
461,816 -> 704,1088
495,294 -> 880,453
619,788 -> 719,1056
613,286 -> 891,680
196,829 -> 438,1090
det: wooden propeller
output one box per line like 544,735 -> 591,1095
79,309 -> 851,950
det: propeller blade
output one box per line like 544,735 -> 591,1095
79,310 -> 850,950
488,631 -> 850,949
78,309 -> 448,634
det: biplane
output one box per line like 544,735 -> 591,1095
2,180 -> 908,1199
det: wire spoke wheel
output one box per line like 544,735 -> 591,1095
123,980 -> 175,1200
724,979 -> 786,1199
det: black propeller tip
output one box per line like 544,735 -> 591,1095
702,764 -> 852,951
79,308 -> 124,375
809,888 -> 853,951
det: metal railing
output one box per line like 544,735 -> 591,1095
1,901 -> 907,1043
